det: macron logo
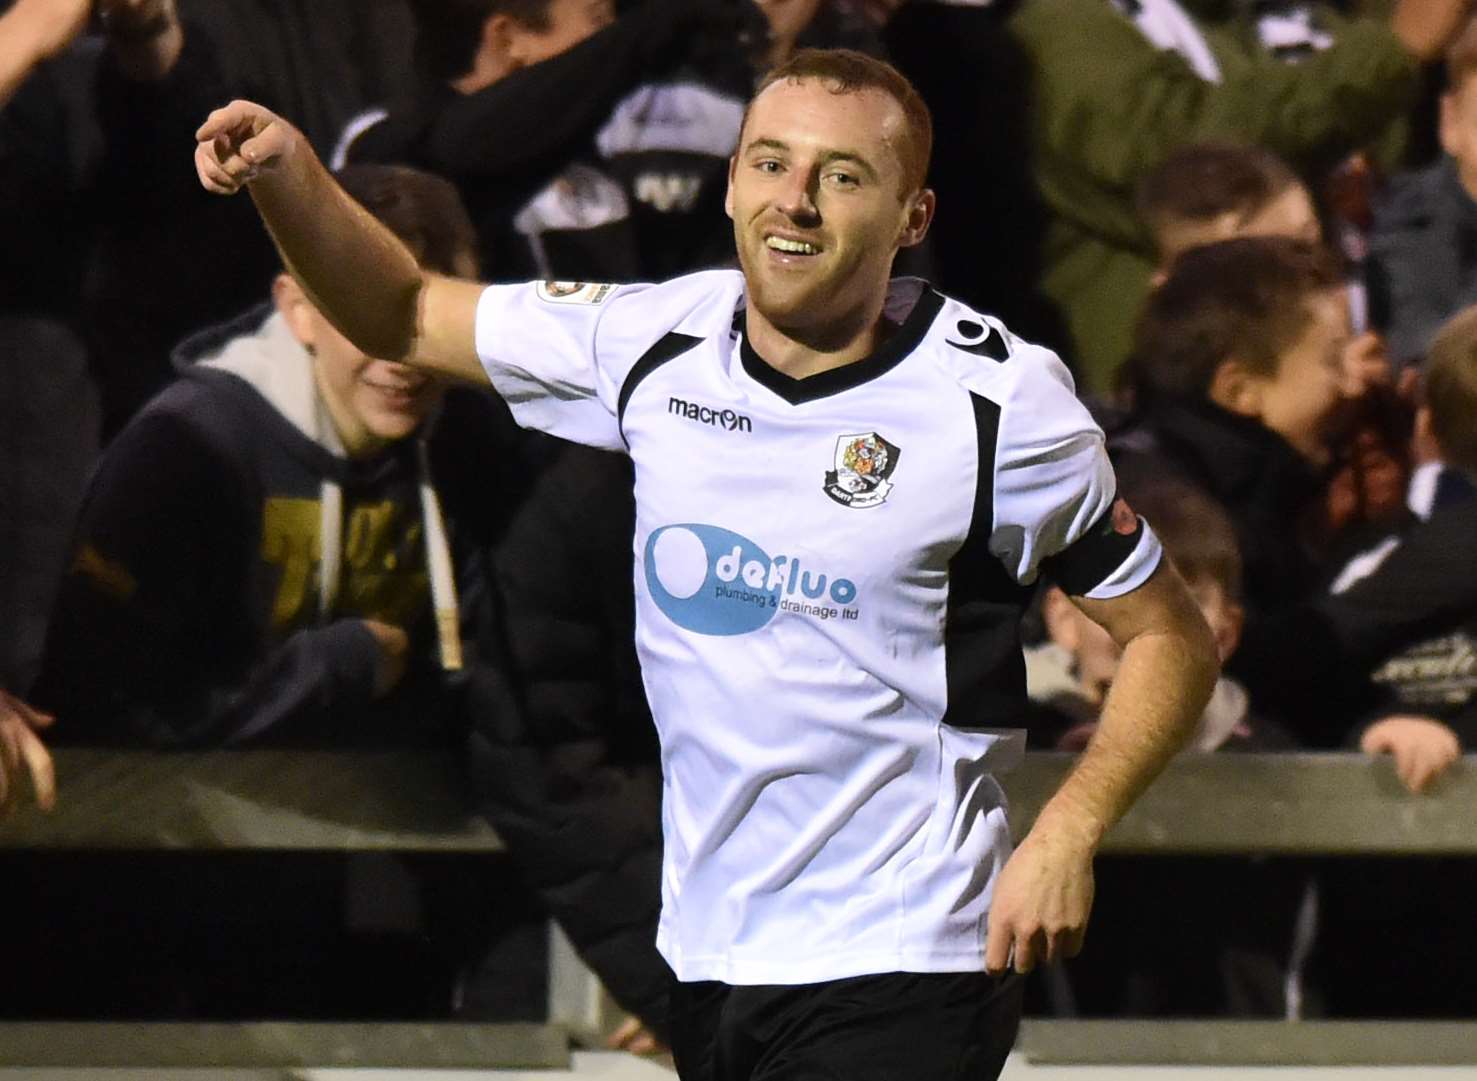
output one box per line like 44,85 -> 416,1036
669,397 -> 752,433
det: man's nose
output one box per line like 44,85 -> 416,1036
777,168 -> 820,221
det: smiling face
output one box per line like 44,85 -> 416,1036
726,77 -> 933,353
1241,287 -> 1358,466
274,275 -> 444,456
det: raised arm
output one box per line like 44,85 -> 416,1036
984,559 -> 1218,974
194,99 -> 487,384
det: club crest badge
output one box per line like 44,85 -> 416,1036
824,432 -> 901,508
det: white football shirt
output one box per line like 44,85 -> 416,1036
476,270 -> 1161,984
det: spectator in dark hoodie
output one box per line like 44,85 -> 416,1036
38,164 -> 509,748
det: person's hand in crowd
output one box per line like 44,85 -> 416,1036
1360,715 -> 1462,794
606,1016 -> 668,1056
1391,0 -> 1475,62
1343,331 -> 1393,396
752,0 -> 827,63
984,819 -> 1094,974
362,620 -> 411,699
843,0 -> 911,27
0,689 -> 56,816
194,100 -> 303,196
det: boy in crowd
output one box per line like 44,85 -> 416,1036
1027,474 -> 1308,1019
1118,235 -> 1459,778
1370,17 -> 1477,368
1029,473 -> 1292,756
1116,237 -> 1362,615
1131,144 -> 1405,534
37,164 -> 507,749
1135,143 -> 1321,273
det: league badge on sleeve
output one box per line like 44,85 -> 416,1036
824,432 -> 901,508
536,281 -> 615,305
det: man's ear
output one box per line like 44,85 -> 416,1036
272,273 -> 316,349
897,188 -> 936,249
725,155 -> 737,220
1208,358 -> 1264,419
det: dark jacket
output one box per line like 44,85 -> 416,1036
36,305 -> 519,748
1235,467 -> 1477,744
472,444 -> 671,1037
1367,157 -> 1477,367
1110,396 -> 1329,610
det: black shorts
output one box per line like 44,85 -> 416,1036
668,969 -> 1023,1081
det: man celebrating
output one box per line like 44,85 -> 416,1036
195,49 -> 1217,1079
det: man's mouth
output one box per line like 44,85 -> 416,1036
765,234 -> 821,256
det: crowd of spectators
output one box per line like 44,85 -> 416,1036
4,0 -> 1477,1044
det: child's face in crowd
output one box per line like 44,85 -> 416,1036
1441,72 -> 1477,194
275,275 -> 444,455
1225,287 -> 1358,466
1046,574 -> 1242,704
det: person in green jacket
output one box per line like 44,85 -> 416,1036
1006,0 -> 1471,394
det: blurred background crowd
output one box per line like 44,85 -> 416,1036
4,0 -> 1477,1050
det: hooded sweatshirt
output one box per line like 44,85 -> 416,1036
36,304 -> 517,748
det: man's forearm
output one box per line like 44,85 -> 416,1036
0,6 -> 59,109
1035,622 -> 1218,848
247,138 -> 423,362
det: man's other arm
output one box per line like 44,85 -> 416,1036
984,560 -> 1218,973
194,100 -> 487,384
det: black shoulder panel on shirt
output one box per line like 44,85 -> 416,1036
617,331 -> 703,443
1041,497 -> 1144,597
941,392 -> 1032,730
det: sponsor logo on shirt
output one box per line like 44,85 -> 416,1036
536,281 -> 615,305
824,432 -> 900,509
668,396 -> 752,433
645,523 -> 860,636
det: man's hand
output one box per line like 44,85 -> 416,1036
606,1016 -> 668,1056
194,100 -> 301,196
1391,0 -> 1474,63
362,620 -> 411,699
0,689 -> 56,816
984,824 -> 1095,974
1361,715 -> 1461,794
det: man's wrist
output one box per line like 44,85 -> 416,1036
1030,796 -> 1107,854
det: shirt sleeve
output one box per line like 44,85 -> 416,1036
474,280 -> 658,452
987,347 -> 1162,598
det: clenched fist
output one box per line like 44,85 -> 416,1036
194,99 -> 300,195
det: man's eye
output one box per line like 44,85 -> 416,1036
755,160 -> 782,174
827,172 -> 859,187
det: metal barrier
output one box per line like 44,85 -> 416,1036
4,748 -> 1472,854
3,749 -> 1475,1068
